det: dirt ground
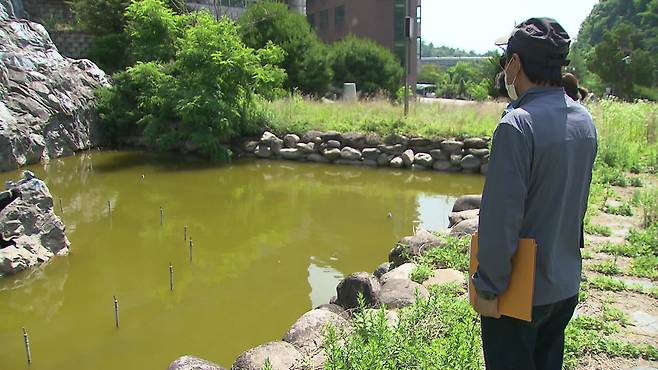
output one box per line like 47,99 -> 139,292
577,180 -> 658,370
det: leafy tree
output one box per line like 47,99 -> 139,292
331,36 -> 403,97
417,64 -> 444,84
125,0 -> 181,63
238,1 -> 332,96
97,6 -> 286,160
573,0 -> 657,98
587,22 -> 657,98
72,0 -> 186,71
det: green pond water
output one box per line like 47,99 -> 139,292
0,150 -> 484,369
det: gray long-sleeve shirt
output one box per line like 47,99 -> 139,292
473,86 -> 598,306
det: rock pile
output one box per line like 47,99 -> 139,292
0,173 -> 70,276
0,1 -> 109,172
236,131 -> 491,174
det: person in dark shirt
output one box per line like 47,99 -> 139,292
472,18 -> 598,370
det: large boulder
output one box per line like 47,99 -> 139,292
384,134 -> 408,146
452,194 -> 482,212
0,6 -> 109,171
255,144 -> 272,159
361,147 -> 381,161
342,132 -> 367,149
0,174 -> 70,276
279,148 -> 302,160
335,272 -> 381,309
388,229 -> 444,267
373,262 -> 391,279
449,218 -> 479,237
414,153 -> 433,167
301,130 -> 323,143
460,154 -> 482,172
296,142 -> 316,154
380,263 -> 416,284
422,269 -> 466,288
231,341 -> 303,370
379,279 -> 429,309
448,209 -> 479,228
463,137 -> 488,149
429,149 -> 448,160
168,356 -> 226,370
322,148 -> 341,161
340,146 -> 362,161
320,131 -> 342,142
440,140 -> 464,154
379,144 -> 405,156
283,309 -> 350,357
401,149 -> 414,167
389,157 -> 403,168
283,134 -> 300,148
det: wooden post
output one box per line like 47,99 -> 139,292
169,263 -> 174,291
160,207 -> 164,226
22,327 -> 32,365
189,239 -> 193,263
107,201 -> 111,217
184,225 -> 188,241
113,296 -> 119,328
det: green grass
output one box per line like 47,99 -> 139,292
589,260 -> 622,275
410,235 -> 471,284
264,95 -> 503,138
564,313 -> 658,369
630,255 -> 658,279
323,284 -> 483,370
584,221 -> 613,237
602,201 -> 633,216
581,249 -> 594,259
595,242 -> 644,257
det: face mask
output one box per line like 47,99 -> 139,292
504,60 -> 518,100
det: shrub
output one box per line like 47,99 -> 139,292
97,6 -> 286,160
331,36 -> 403,97
73,0 -> 186,71
125,0 -> 181,63
239,1 -> 332,96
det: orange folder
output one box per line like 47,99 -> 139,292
468,232 -> 537,322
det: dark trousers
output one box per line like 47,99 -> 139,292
480,295 -> 578,370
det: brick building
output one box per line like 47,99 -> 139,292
305,0 -> 421,85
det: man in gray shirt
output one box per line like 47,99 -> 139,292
472,18 -> 598,370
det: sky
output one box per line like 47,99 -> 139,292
421,0 -> 600,53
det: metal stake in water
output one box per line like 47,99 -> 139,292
160,207 -> 164,226
184,225 -> 188,241
169,263 -> 174,291
113,296 -> 119,328
59,198 -> 63,215
189,239 -> 193,263
22,327 -> 32,365
107,200 -> 111,217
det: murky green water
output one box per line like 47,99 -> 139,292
0,151 -> 483,369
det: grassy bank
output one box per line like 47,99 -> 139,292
315,98 -> 658,369
264,97 -> 658,170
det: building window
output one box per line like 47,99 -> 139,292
335,5 -> 345,27
319,9 -> 329,30
307,13 -> 315,28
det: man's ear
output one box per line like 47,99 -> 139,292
509,53 -> 521,77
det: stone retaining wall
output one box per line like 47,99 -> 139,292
234,131 -> 491,175
168,195 -> 483,370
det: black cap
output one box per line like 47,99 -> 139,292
496,18 -> 571,67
